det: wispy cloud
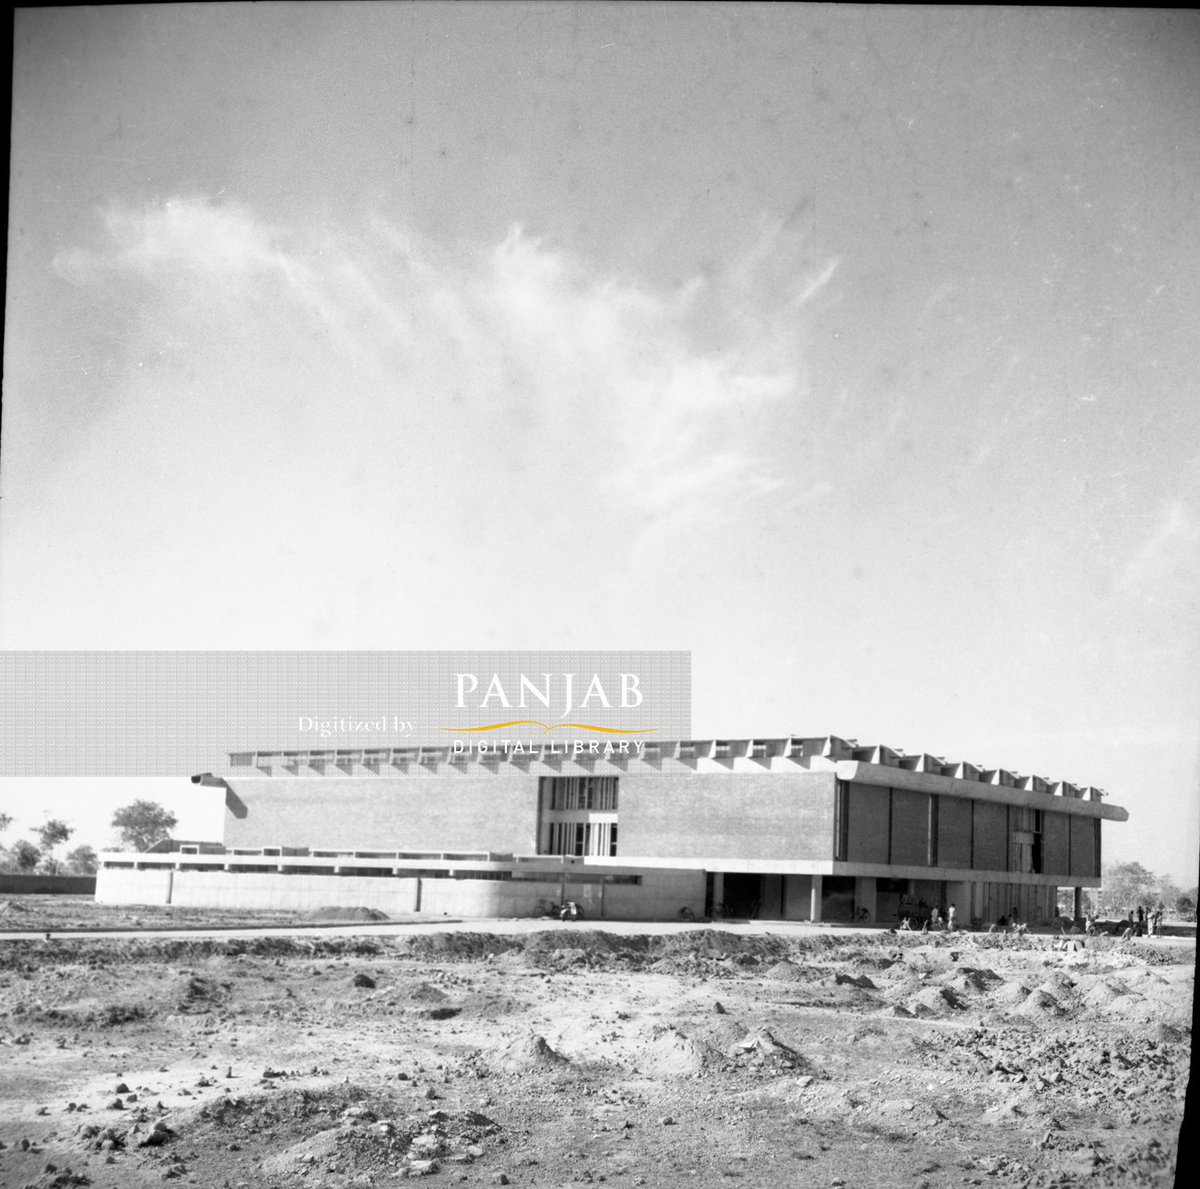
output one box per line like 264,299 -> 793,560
54,200 -> 826,534
1114,500 -> 1200,597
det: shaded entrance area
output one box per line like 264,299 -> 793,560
719,872 -> 763,918
706,873 -> 819,921
821,875 -> 856,922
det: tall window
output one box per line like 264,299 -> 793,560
1011,806 -> 1043,874
548,776 -> 618,811
540,778 -> 619,856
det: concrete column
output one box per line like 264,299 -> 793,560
712,871 -> 725,913
855,876 -> 876,922
1073,886 -> 1083,921
810,874 -> 823,923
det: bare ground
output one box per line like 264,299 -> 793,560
0,917 -> 1192,1189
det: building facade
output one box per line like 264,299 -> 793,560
96,734 -> 1127,925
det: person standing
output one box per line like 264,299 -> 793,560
947,903 -> 957,932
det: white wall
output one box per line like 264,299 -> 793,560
95,865 -> 706,921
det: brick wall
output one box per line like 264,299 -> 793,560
1042,811 -> 1070,875
223,773 -> 539,853
617,771 -> 836,861
937,796 -> 972,868
846,782 -> 889,863
890,788 -> 931,866
1070,815 -> 1099,878
972,801 -> 1008,871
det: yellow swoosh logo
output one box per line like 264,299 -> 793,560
441,721 -> 655,735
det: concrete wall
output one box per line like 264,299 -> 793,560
1070,816 -> 1100,878
96,867 -> 173,905
845,782 -> 889,864
972,801 -> 1008,872
618,771 -> 836,862
938,796 -> 972,868
95,865 -> 705,921
0,875 -> 96,895
597,869 -> 705,921
357,868 -> 704,922
890,789 -> 930,866
222,773 -> 539,854
175,872 -> 419,912
1042,811 -> 1070,874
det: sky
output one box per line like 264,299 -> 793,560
2,4 -> 1198,883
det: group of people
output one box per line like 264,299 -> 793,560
898,902 -> 958,932
900,903 -> 1025,935
1080,904 -> 1165,938
986,905 -> 1027,935
1123,904 -> 1164,938
890,901 -> 1170,940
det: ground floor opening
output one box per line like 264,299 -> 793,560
702,872 -> 1068,926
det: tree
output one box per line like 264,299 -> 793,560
1152,874 -> 1182,913
1097,860 -> 1156,915
33,818 -> 73,853
0,812 -> 12,833
65,845 -> 98,875
9,839 -> 41,872
111,800 -> 178,852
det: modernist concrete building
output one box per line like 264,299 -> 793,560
96,734 -> 1127,925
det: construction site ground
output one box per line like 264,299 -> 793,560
0,899 -> 1192,1189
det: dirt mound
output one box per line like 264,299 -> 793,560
400,933 -> 521,961
992,980 -> 1032,1005
174,972 -> 229,1011
516,930 -> 650,969
303,906 -> 390,922
17,1166 -> 91,1188
1016,989 -> 1062,1017
833,971 -> 878,990
646,1026 -> 726,1076
498,1032 -> 569,1069
1157,1022 -> 1190,1044
259,1124 -> 347,1175
763,960 -> 809,982
952,966 -> 1002,993
908,986 -> 963,1015
408,980 -> 450,1003
1084,979 -> 1128,1007
1037,972 -> 1077,994
726,1027 -> 811,1073
174,1086 -> 502,1181
691,1016 -> 755,1052
652,931 -> 790,962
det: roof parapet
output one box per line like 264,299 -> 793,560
222,735 -> 1114,797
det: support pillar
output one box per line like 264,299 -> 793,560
712,871 -> 724,915
810,874 -> 823,923
1073,886 -> 1083,922
856,876 -> 876,922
